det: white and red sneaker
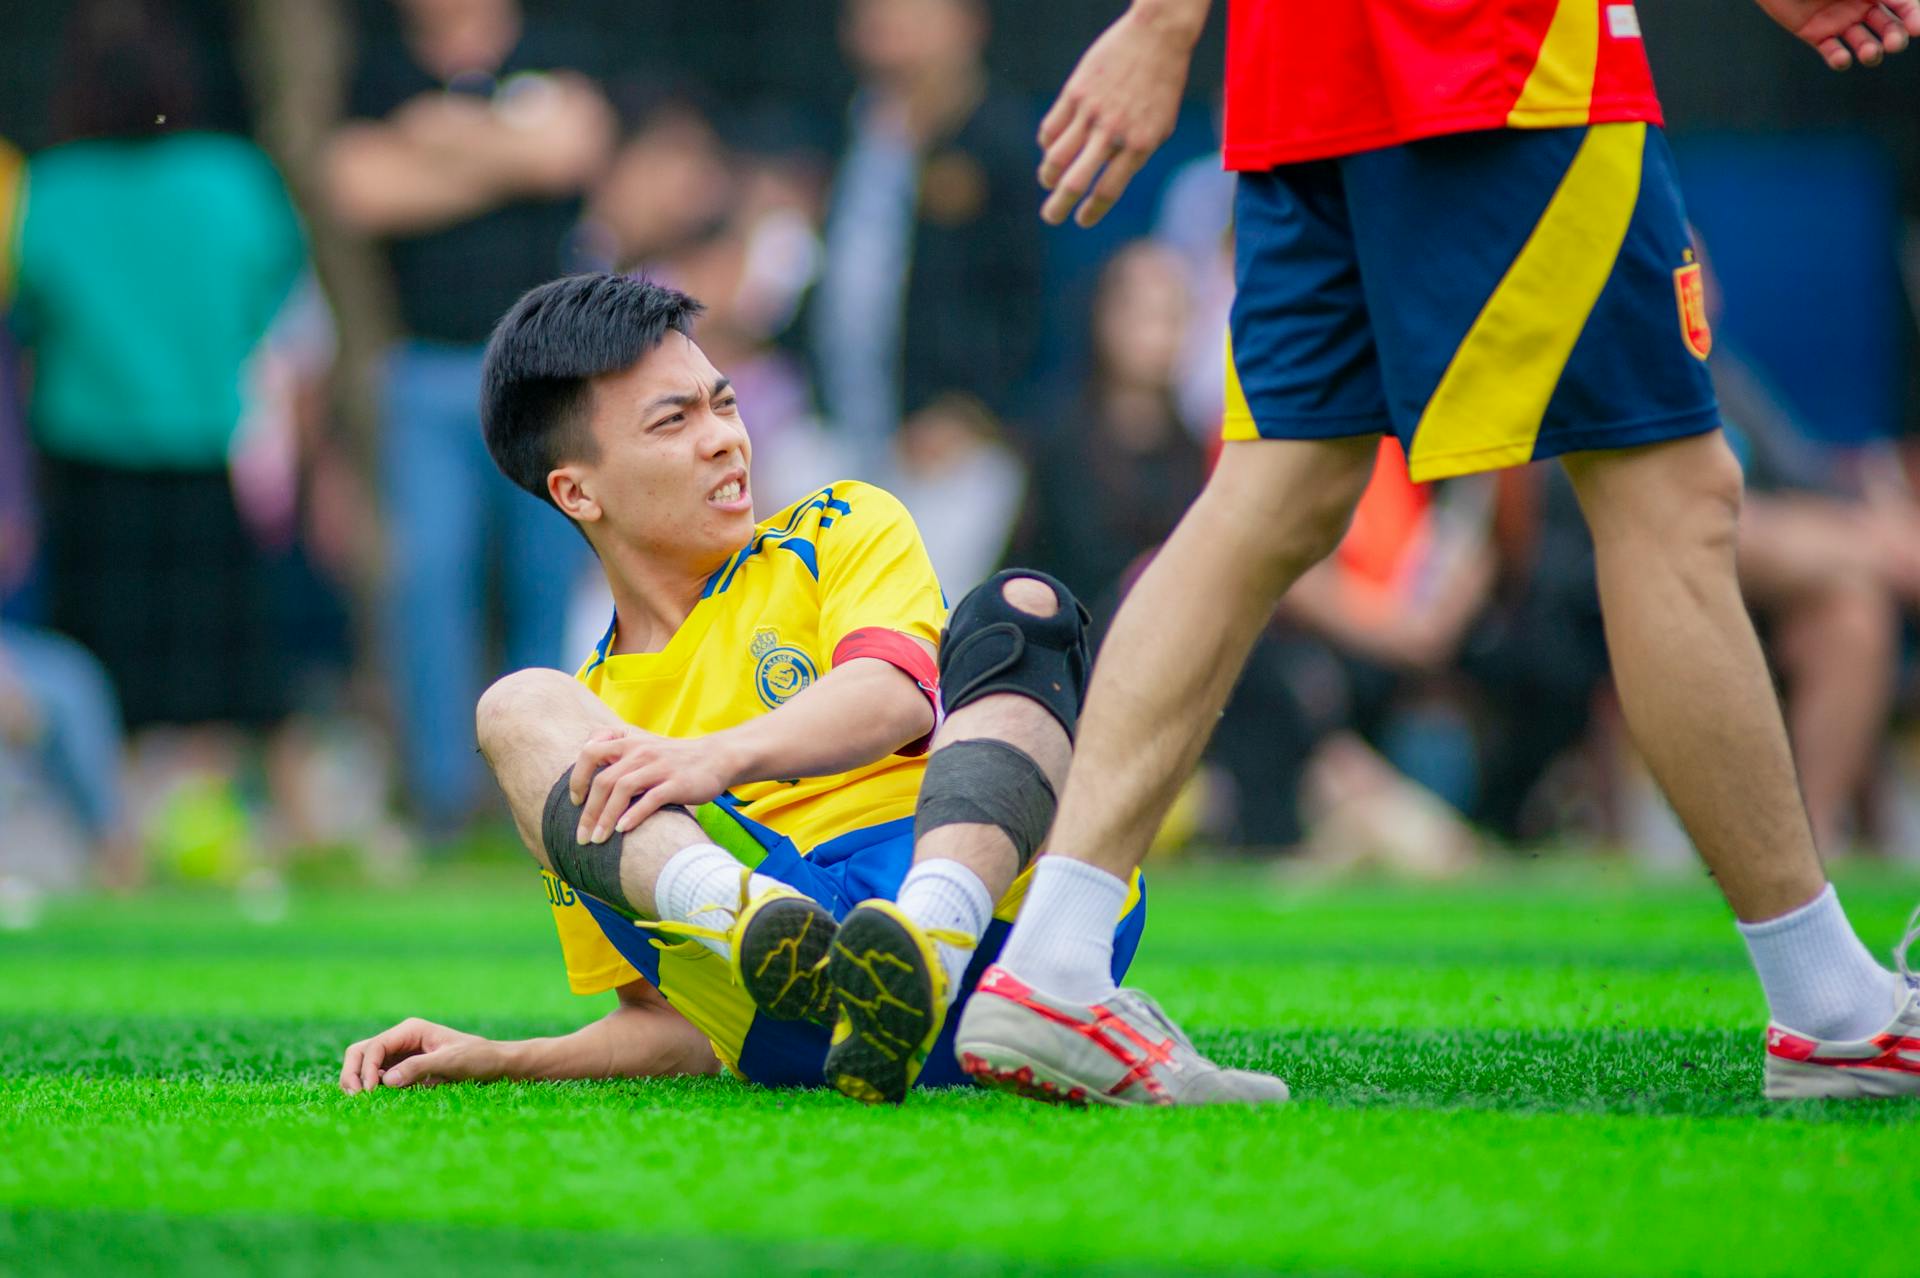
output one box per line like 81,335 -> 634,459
1763,905 -> 1920,1100
952,965 -> 1290,1107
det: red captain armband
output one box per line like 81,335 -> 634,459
832,627 -> 941,757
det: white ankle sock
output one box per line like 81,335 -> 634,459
995,857 -> 1127,1004
1737,883 -> 1904,1040
895,859 -> 993,1006
654,843 -> 781,960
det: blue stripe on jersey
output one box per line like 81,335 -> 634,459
709,486 -> 854,597
581,614 -> 619,676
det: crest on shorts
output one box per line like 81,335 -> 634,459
752,628 -> 817,708
1674,254 -> 1712,361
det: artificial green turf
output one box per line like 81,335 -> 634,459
2,860 -> 1915,1276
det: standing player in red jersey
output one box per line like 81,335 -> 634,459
942,0 -> 1920,1104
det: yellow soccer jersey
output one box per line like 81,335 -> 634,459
548,480 -> 946,994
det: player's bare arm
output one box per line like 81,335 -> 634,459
1037,0 -> 1212,227
338,979 -> 718,1094
569,648 -> 938,843
1754,0 -> 1920,68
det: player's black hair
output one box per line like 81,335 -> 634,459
480,273 -> 706,510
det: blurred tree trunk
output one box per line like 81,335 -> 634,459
229,0 -> 393,709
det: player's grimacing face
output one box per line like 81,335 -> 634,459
572,333 -> 755,565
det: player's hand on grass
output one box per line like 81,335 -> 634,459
1037,0 -> 1210,227
1753,0 -> 1920,67
569,727 -> 739,845
339,1017 -> 504,1093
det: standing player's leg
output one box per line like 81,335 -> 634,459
1563,437 -> 1917,1097
951,439 -> 1376,1102
476,669 -> 839,1022
823,572 -> 1084,1103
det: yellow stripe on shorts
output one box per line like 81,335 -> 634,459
1406,121 -> 1645,484
655,939 -> 756,1075
1221,330 -> 1260,443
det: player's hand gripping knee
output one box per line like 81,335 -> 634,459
1752,0 -> 1920,68
568,727 -> 740,844
1037,0 -> 1211,227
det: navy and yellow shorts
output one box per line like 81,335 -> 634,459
578,802 -> 1147,1089
1225,121 -> 1719,482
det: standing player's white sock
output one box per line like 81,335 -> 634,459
655,843 -> 783,960
895,859 -> 993,1006
995,856 -> 1127,1005
1737,883 -> 1905,1040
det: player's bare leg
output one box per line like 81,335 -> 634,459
953,436 -> 1376,1104
478,669 -> 701,908
1020,436 -> 1376,889
1563,432 -> 1914,1095
827,576 -> 1081,1102
477,669 -> 839,1022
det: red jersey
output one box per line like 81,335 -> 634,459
1223,0 -> 1665,170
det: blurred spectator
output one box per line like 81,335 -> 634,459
323,0 -> 613,836
1150,98 -> 1236,443
1715,353 -> 1920,857
810,0 -> 1043,588
5,0 -> 303,742
577,90 -> 735,275
0,623 -> 135,892
1023,243 -> 1206,624
0,141 -> 30,612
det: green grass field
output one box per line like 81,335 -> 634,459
3,857 -> 1916,1276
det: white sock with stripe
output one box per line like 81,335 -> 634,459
654,843 -> 783,960
994,856 -> 1126,1005
1737,883 -> 1904,1041
895,859 -> 993,1006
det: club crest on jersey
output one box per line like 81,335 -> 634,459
1674,256 -> 1712,361
751,628 -> 817,708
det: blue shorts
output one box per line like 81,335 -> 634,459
580,802 -> 1148,1089
1225,122 -> 1720,482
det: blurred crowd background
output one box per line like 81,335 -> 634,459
0,0 -> 1917,906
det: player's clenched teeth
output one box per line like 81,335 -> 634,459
708,474 -> 746,505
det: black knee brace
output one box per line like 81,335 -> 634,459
938,569 -> 1092,740
540,769 -> 692,920
913,739 -> 1057,869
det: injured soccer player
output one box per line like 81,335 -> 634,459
340,273 -> 1219,1104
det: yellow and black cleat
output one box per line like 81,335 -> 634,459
824,900 -> 971,1104
733,891 -> 838,1025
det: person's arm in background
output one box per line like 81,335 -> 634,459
1751,0 -> 1920,68
338,977 -> 719,1092
323,73 -> 613,236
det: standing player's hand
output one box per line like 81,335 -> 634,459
569,727 -> 740,845
339,1017 -> 504,1093
1038,1 -> 1209,227
1752,0 -> 1920,68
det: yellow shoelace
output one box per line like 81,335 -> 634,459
641,867 -> 760,950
